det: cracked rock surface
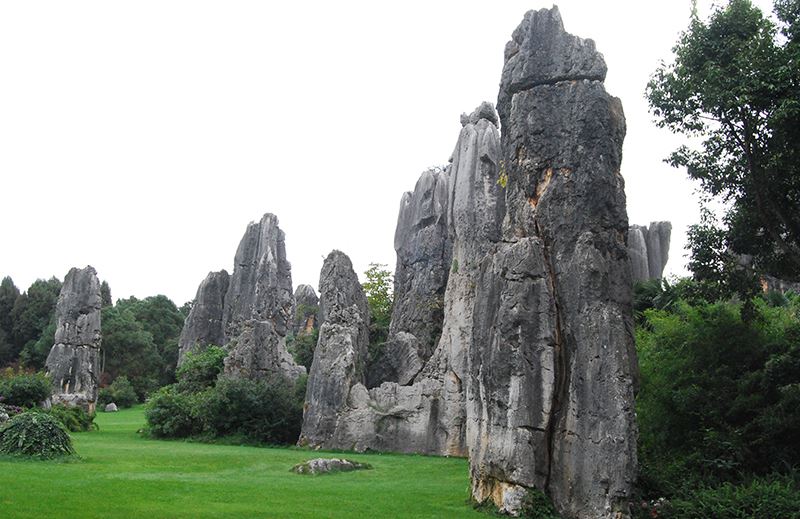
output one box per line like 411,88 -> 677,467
177,269 -> 229,365
45,266 -> 102,412
628,222 -> 671,282
468,7 -> 637,518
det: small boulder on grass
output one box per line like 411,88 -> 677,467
292,458 -> 372,475
105,403 -> 118,412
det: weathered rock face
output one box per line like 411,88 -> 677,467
298,251 -> 370,448
177,270 -> 229,366
223,213 -> 305,381
306,103 -> 503,456
468,8 -> 637,518
45,266 -> 102,413
292,284 -> 319,336
368,168 -> 452,387
628,222 -> 671,282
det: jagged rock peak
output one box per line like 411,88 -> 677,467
298,250 -> 370,448
177,269 -> 229,366
461,101 -> 499,127
45,266 -> 102,412
222,212 -> 305,381
470,7 -> 637,518
498,6 -> 607,117
292,284 -> 319,336
628,222 -> 671,283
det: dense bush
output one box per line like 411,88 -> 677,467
0,411 -> 74,458
98,376 -> 138,408
0,371 -> 51,408
145,373 -> 305,445
175,346 -> 226,393
45,404 -> 97,432
286,331 -> 317,372
202,376 -> 304,444
144,386 -> 206,438
665,476 -> 800,519
520,489 -> 562,519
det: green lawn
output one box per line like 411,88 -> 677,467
0,407 -> 485,518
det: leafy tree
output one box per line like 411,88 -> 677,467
100,281 -> 113,308
286,329 -> 318,372
362,263 -> 393,349
100,306 -> 160,399
115,295 -> 185,386
10,278 -> 61,364
0,277 -> 20,365
175,346 -> 227,393
19,318 -> 56,370
647,0 -> 800,291
179,300 -> 193,319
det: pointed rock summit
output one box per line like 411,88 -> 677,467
45,266 -> 102,412
468,7 -> 637,517
176,213 -> 305,382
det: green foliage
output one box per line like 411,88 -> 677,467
115,295 -> 185,386
146,370 -> 304,445
636,298 -> 800,498
286,330 -> 318,371
362,263 -> 393,351
9,278 -> 61,366
175,346 -> 227,393
0,277 -> 20,366
0,371 -> 51,408
201,376 -> 303,445
647,0 -> 800,289
520,489 -> 562,519
46,404 -> 97,432
100,281 -> 113,308
144,385 -> 206,438
98,376 -> 138,409
665,475 -> 800,519
19,318 -> 56,370
100,305 -> 160,400
0,411 -> 74,458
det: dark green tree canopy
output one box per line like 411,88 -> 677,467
647,0 -> 800,289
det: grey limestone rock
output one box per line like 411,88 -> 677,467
177,270 -> 229,366
298,250 -> 370,449
291,458 -> 371,475
628,222 -> 671,283
292,284 -> 319,336
468,7 -> 637,518
369,167 -> 451,387
223,213 -> 305,382
45,266 -> 102,413
311,103 -> 503,457
105,403 -> 118,412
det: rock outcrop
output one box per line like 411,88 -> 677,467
177,269 -> 229,365
467,8 -> 637,518
175,213 -> 305,382
45,266 -> 102,413
628,222 -> 671,282
223,213 -> 305,381
300,103 -> 503,456
298,251 -> 370,448
292,284 -> 319,336
368,168 -> 452,387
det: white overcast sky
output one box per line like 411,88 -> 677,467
0,0 -> 776,305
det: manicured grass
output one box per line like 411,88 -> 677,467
0,407 -> 485,518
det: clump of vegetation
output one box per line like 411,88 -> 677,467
145,347 -> 305,445
286,330 -> 318,372
0,411 -> 74,458
0,370 -> 51,408
362,263 -> 393,358
520,489 -> 562,519
45,404 -> 97,432
98,375 -> 138,409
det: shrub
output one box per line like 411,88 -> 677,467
0,372 -> 51,408
0,411 -> 74,458
175,346 -> 226,393
202,376 -> 303,445
144,385 -> 206,438
667,476 -> 800,519
286,331 -> 317,372
102,376 -> 138,408
520,489 -> 562,519
46,404 -> 97,432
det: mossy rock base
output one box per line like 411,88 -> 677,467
291,458 -> 372,475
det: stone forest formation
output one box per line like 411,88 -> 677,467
45,7 -> 678,519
